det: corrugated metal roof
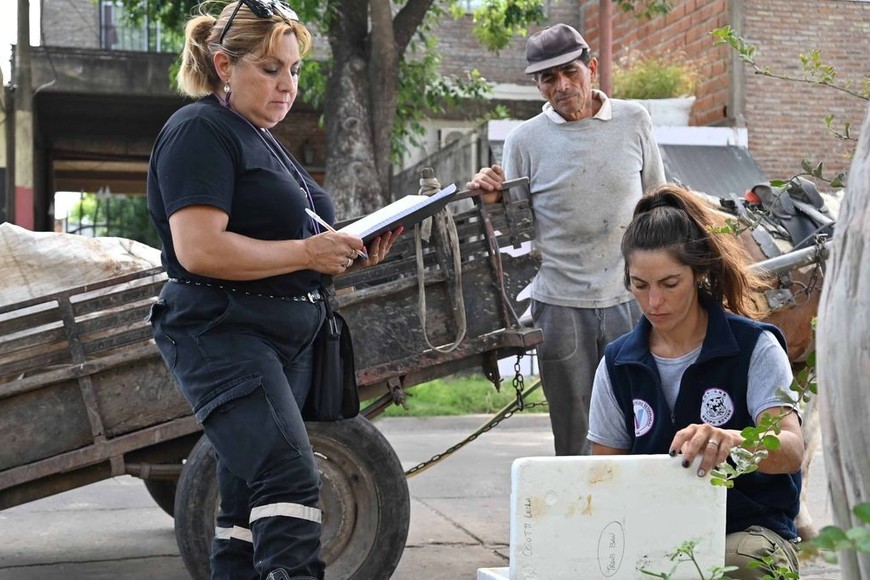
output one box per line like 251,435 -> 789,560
659,144 -> 768,199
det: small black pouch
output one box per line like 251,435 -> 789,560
303,299 -> 359,421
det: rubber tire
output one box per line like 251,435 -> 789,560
174,416 -> 410,580
143,477 -> 178,517
174,435 -> 218,580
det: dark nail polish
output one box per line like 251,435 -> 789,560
681,459 -> 690,468
668,449 -> 677,457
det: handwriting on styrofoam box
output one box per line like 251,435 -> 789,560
597,521 -> 625,577
521,497 -> 534,557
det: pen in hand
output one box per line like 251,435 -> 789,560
304,207 -> 370,260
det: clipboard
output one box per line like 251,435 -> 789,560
338,183 -> 459,244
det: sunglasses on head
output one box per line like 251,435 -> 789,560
219,0 -> 299,46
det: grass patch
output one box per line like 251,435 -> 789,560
369,374 -> 548,417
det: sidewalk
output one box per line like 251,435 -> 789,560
0,414 -> 841,579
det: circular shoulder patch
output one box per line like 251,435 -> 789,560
700,388 -> 735,426
632,399 -> 655,437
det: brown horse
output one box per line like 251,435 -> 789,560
703,189 -> 836,541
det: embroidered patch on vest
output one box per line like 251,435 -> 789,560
633,399 -> 655,437
700,388 -> 735,426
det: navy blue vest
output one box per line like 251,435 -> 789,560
604,301 -> 800,539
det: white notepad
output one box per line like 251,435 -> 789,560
510,455 -> 726,580
339,183 -> 458,243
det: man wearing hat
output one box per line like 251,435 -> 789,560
467,24 -> 665,456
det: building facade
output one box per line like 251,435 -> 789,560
579,0 -> 868,183
4,0 -> 867,231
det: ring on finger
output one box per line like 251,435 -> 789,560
707,439 -> 720,448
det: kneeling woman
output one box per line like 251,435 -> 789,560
587,184 -> 803,579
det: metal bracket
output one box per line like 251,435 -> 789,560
765,287 -> 797,310
387,376 -> 408,410
482,351 -> 502,392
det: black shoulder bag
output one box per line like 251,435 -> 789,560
303,295 -> 360,421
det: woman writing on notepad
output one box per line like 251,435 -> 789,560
146,2 -> 399,578
587,184 -> 802,579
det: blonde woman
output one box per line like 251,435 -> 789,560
147,2 -> 398,578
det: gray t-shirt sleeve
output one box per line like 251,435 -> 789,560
747,330 -> 797,420
639,111 -> 666,192
587,358 -> 632,449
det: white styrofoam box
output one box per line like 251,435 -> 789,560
510,455 -> 726,580
477,567 -> 510,580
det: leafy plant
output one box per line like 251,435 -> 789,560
394,34 -> 507,165
611,52 -> 701,100
709,334 -> 817,488
67,192 -> 160,249
639,540 -> 738,579
803,503 -> 870,562
615,0 -> 674,21
460,0 -> 546,52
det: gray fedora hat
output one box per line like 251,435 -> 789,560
524,23 -> 590,74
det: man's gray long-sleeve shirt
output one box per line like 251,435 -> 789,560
502,90 -> 666,308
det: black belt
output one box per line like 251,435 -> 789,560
168,278 -> 324,303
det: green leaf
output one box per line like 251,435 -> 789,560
850,529 -> 870,552
769,179 -> 787,187
853,502 -> 870,524
801,160 -> 815,173
813,525 -> 851,550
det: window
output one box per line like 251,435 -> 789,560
99,1 -> 180,53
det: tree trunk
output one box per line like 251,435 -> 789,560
323,0 -> 434,221
817,101 -> 870,579
323,52 -> 382,221
324,0 -> 383,221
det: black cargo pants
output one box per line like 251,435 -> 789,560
149,281 -> 326,580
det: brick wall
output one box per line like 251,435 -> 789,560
741,0 -> 869,181
579,0 -> 731,127
272,111 -> 327,183
436,2 -> 581,85
577,0 -> 869,184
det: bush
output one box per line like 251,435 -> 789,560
611,52 -> 700,100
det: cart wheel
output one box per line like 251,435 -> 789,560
144,477 -> 178,517
174,435 -> 217,580
174,415 -> 410,580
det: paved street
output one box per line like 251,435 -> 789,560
0,414 -> 841,579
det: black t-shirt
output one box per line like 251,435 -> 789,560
147,95 -> 334,297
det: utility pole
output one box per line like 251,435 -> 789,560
13,0 -> 34,228
598,0 -> 613,96
1,67 -> 8,224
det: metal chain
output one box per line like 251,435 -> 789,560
404,375 -> 548,479
803,234 -> 828,296
513,352 -> 526,411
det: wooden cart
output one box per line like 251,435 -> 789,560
0,190 -> 541,580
